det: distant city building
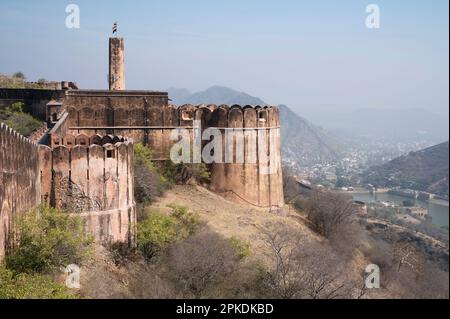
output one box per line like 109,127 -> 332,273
405,207 -> 428,219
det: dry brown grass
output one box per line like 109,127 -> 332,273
150,185 -> 323,262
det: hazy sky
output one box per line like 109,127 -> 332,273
0,0 -> 448,115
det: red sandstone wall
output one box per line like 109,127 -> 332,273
206,105 -> 284,209
41,134 -> 136,245
56,90 -> 283,209
0,123 -> 41,260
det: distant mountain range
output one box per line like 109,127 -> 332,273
168,86 -> 266,106
303,108 -> 449,144
278,104 -> 341,166
363,141 -> 449,196
167,86 -> 340,167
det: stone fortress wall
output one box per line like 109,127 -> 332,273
0,87 -> 67,119
59,92 -> 283,208
1,87 -> 285,212
0,35 -> 284,261
40,133 -> 136,244
0,119 -> 136,261
0,123 -> 41,260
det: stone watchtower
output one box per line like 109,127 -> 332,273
109,37 -> 125,90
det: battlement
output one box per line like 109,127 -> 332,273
175,104 -> 280,128
60,102 -> 283,209
172,105 -> 283,209
39,133 -> 135,244
49,132 -> 129,149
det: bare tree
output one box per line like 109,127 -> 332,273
168,229 -> 239,298
305,191 -> 357,238
261,222 -> 304,299
392,241 -> 425,275
261,222 -> 365,299
134,164 -> 161,206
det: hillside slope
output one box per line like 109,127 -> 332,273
150,185 -> 318,261
278,104 -> 340,167
363,141 -> 449,196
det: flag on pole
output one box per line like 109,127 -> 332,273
112,22 -> 118,34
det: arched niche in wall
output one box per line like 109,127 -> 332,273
129,108 -> 145,126
114,108 -> 128,126
63,133 -> 76,148
66,106 -> 78,127
101,135 -> 114,146
256,107 -> 268,127
147,106 -> 163,126
94,107 -> 107,126
75,133 -> 90,147
79,107 -> 95,126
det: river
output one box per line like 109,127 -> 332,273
351,192 -> 449,228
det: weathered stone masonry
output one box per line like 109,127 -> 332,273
40,134 -> 136,244
61,95 -> 283,208
0,35 -> 284,262
0,121 -> 136,261
0,123 -> 41,259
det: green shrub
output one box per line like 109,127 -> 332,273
137,206 -> 203,261
0,267 -> 79,299
168,205 -> 203,237
137,212 -> 179,261
4,112 -> 42,136
0,102 -> 42,136
134,143 -> 156,171
229,237 -> 251,260
161,159 -> 211,185
5,206 -> 93,274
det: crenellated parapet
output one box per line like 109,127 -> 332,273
65,102 -> 283,209
0,123 -> 41,260
39,134 -> 136,245
176,104 -> 280,129
176,104 -> 284,209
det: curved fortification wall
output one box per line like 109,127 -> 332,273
179,104 -> 284,209
39,134 -> 136,245
0,123 -> 41,260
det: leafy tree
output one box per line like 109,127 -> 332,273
168,204 -> 203,237
137,206 -> 203,261
5,206 -> 93,274
137,212 -> 179,261
0,102 -> 42,136
12,72 -> 26,80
